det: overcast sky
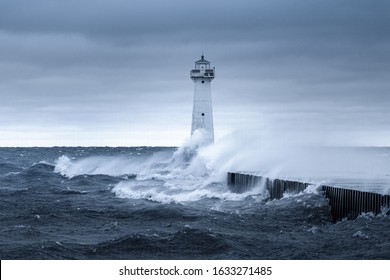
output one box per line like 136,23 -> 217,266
0,0 -> 389,146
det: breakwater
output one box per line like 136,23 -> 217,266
227,172 -> 390,221
227,172 -> 309,199
322,185 -> 390,220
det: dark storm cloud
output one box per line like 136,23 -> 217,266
1,0 -> 389,71
0,0 -> 389,145
1,0 -> 389,39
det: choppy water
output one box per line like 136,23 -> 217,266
1,146 -> 390,259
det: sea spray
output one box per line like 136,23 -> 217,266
53,129 -> 390,202
54,150 -> 172,178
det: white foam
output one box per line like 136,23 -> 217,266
111,179 -> 258,203
54,154 -> 164,178
352,230 -> 369,239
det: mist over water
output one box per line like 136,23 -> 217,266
54,131 -> 390,199
52,130 -> 259,203
53,129 -> 390,203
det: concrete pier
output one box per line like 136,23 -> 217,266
227,172 -> 390,221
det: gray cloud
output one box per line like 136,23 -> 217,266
0,0 -> 389,146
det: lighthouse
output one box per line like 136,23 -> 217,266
190,55 -> 215,144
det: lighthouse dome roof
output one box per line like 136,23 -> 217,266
195,55 -> 210,64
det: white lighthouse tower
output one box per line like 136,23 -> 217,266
190,55 -> 215,144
